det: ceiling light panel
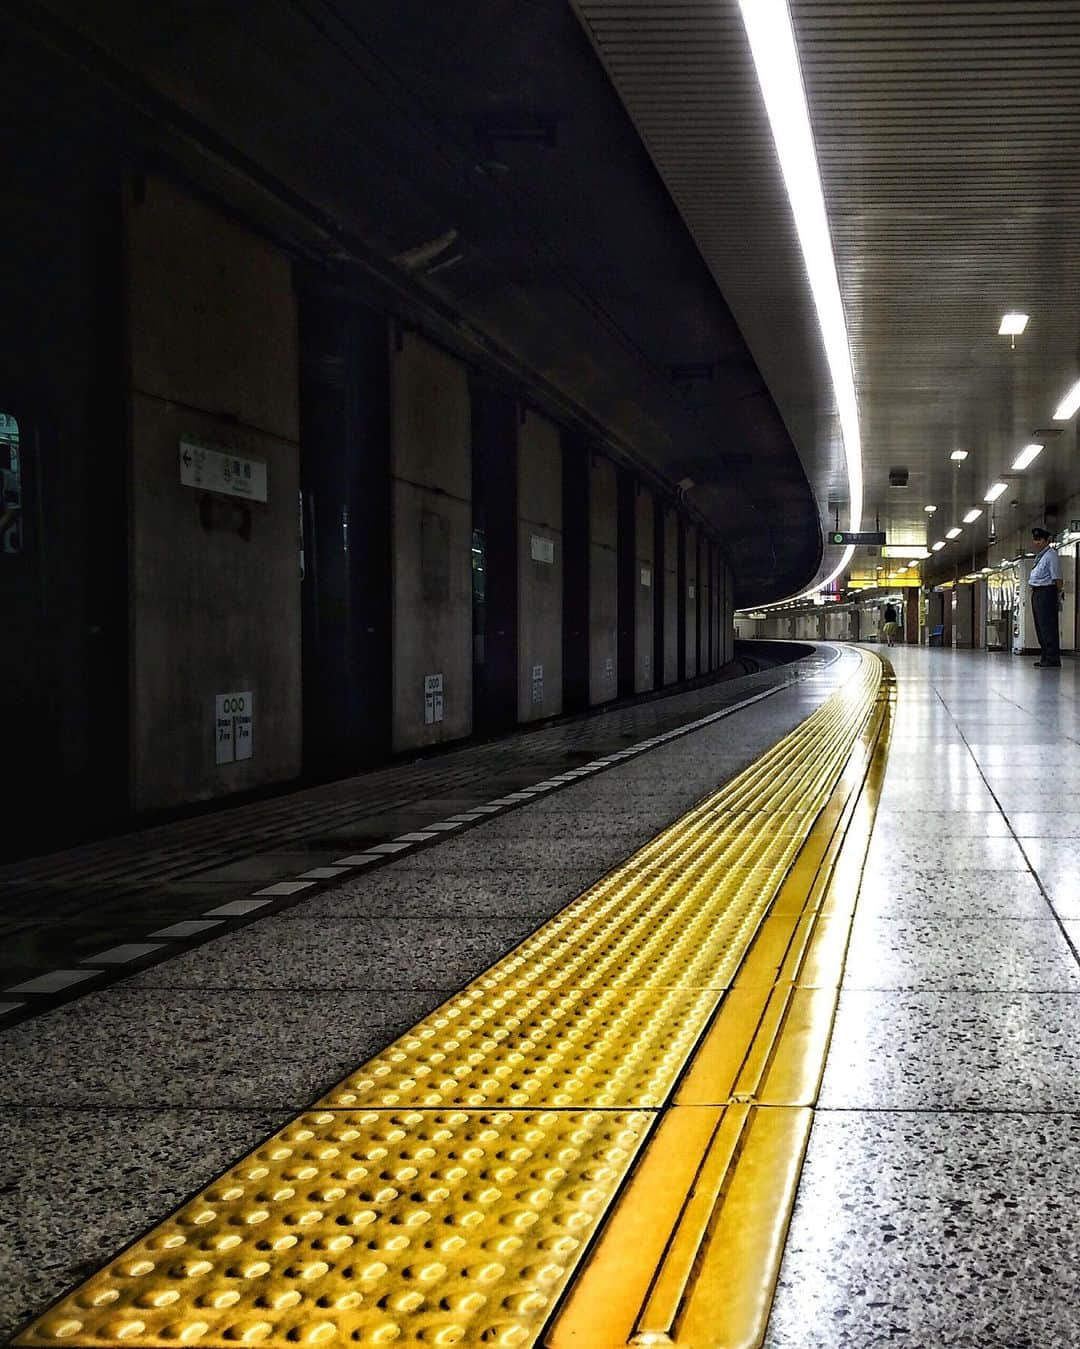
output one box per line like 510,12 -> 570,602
962,508 -> 983,524
998,313 -> 1029,336
931,541 -> 946,551
984,482 -> 1008,502
1053,380 -> 1080,422
924,504 -> 937,513
950,450 -> 969,462
1011,443 -> 1043,470
946,527 -> 962,539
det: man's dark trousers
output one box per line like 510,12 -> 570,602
1031,586 -> 1061,665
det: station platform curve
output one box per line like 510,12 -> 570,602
3,641 -> 1080,1348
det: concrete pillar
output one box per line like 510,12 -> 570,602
389,330 -> 472,750
663,509 -> 679,684
710,545 -> 721,670
517,409 -> 563,721
954,583 -> 974,648
698,536 -> 710,675
126,175 -> 301,811
471,387 -> 518,735
562,437 -> 590,713
1061,547 -> 1077,652
589,456 -> 619,705
297,284 -> 391,773
633,487 -> 656,692
684,525 -> 699,678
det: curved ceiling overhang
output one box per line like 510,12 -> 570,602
572,0 -> 858,601
16,0 -> 823,602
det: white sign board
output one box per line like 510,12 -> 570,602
530,534 -> 555,564
424,673 -> 444,725
531,664 -> 544,705
215,691 -> 254,765
181,442 -> 268,502
688,581 -> 696,600
640,565 -> 652,588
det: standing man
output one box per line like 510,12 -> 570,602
1029,527 -> 1063,668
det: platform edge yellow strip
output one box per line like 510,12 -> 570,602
546,654 -> 895,1349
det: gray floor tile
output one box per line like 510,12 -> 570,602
767,1110 -> 1080,1349
290,864 -> 595,919
842,915 -> 1080,991
0,987 -> 444,1108
1006,811 -> 1080,837
0,1107 -> 289,1342
860,846 -> 1031,891
819,990 -> 1080,1109
854,869 -> 1047,919
124,916 -> 540,990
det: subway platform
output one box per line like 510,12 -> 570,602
2,643 -> 1080,1348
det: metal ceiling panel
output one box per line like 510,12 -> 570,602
573,0 -> 1080,589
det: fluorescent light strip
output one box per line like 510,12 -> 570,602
962,508 -> 983,524
1053,379 -> 1080,421
984,482 -> 1008,502
738,0 -> 861,600
946,527 -> 962,539
1011,442 -> 1043,471
931,541 -> 946,552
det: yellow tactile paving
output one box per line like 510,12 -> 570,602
16,653 -> 887,1349
549,657 -> 895,1348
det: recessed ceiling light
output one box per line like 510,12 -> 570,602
950,450 -> 969,462
1011,442 -> 1044,471
924,504 -> 937,513
962,508 -> 983,524
931,541 -> 946,551
1052,379 -> 1080,421
946,526 -> 962,539
984,482 -> 1008,502
998,312 -> 1029,336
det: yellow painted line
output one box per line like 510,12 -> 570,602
548,656 -> 894,1348
16,654 -> 886,1349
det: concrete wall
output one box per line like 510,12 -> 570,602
699,540 -> 712,673
127,175 -> 301,811
724,566 -> 735,663
634,488 -> 655,692
518,409 -> 563,720
390,330 -> 472,750
684,527 -> 699,678
589,456 -> 619,704
663,508 -> 679,684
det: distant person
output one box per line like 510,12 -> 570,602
1029,527 -> 1063,668
882,602 -> 899,648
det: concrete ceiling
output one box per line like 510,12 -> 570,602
572,0 -> 1080,590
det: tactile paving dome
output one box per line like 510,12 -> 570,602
17,655 -> 881,1349
17,1110 -> 651,1348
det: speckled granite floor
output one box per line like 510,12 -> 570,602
766,646 -> 1080,1348
0,644 -> 855,1341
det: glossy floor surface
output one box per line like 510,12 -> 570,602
767,645 -> 1080,1349
0,645 -> 847,1342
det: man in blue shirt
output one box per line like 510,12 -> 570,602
1029,527 -> 1063,668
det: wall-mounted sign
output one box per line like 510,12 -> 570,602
531,663 -> 544,705
530,534 -> 554,564
215,691 -> 253,765
640,565 -> 652,588
424,673 -> 444,725
181,442 -> 268,502
830,530 -> 886,546
688,581 -> 696,600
